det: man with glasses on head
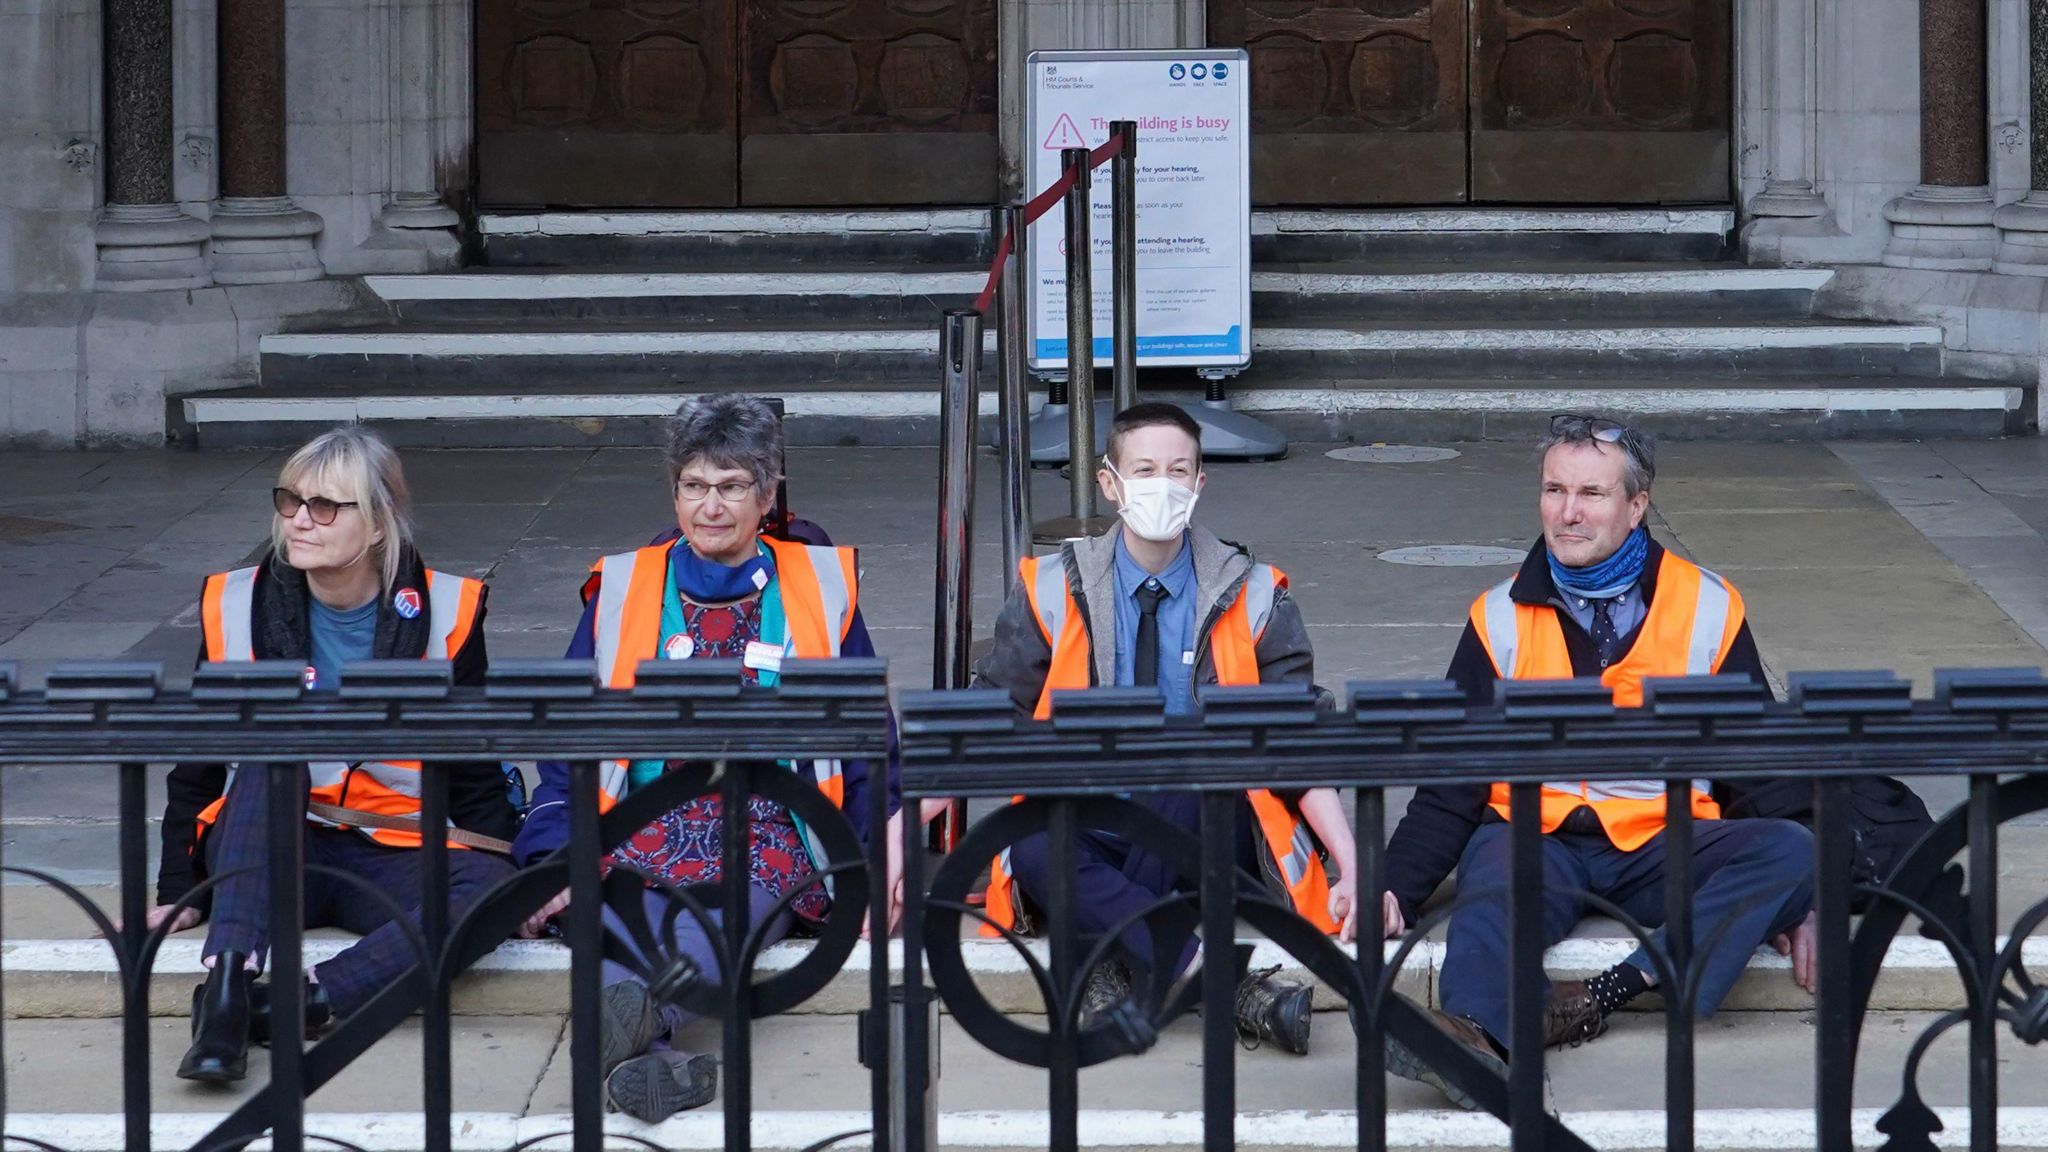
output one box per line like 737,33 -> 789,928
1374,414 -> 1818,1109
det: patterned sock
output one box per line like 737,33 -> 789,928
1584,962 -> 1652,1016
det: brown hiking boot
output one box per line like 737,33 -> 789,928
1384,1009 -> 1508,1111
1079,960 -> 1134,1030
1544,980 -> 1609,1048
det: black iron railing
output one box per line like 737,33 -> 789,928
0,660 -> 2044,1152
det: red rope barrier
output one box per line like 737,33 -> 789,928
972,131 -> 1126,315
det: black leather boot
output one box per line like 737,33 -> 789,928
177,952 -> 253,1084
249,976 -> 334,1046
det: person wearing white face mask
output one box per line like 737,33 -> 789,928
972,403 -> 1360,1057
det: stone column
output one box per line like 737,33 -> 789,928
1994,0 -> 2048,272
210,0 -> 324,284
1884,0 -> 1998,269
1748,0 -> 1830,218
379,0 -> 459,233
95,0 -> 212,290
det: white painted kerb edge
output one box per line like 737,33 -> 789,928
11,1109 -> 2048,1151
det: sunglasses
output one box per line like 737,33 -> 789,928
272,487 -> 360,526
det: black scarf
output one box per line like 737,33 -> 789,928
249,544 -> 434,663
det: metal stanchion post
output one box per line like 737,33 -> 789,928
1063,145 -> 1097,523
993,205 -> 1031,592
1110,121 -> 1138,415
932,307 -> 979,693
1035,146 -> 1117,542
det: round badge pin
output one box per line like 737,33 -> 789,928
665,634 -> 694,660
392,587 -> 423,619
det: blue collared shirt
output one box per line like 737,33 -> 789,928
1112,533 -> 1198,714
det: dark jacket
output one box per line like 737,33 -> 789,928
156,547 -> 512,909
971,524 -> 1318,712
508,526 -> 900,867
1381,537 -> 1769,922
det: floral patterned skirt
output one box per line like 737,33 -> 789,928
607,790 -> 829,924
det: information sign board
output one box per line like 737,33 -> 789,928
1025,48 -> 1252,373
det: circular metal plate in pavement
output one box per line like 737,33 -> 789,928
1378,545 -> 1527,567
1325,445 -> 1463,464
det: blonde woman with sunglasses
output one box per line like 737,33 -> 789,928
146,427 -> 520,1085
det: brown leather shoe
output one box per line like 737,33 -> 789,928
1383,1008 -> 1508,1111
1544,980 -> 1609,1048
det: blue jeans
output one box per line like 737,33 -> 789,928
202,764 -> 516,1016
1438,817 -> 1814,1052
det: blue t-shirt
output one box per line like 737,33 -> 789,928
307,597 -> 378,692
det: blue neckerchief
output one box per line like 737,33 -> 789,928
629,540 -> 786,791
1549,526 -> 1649,600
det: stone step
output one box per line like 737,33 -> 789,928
473,207 -> 1734,269
477,209 -> 996,270
6,929 -> 2037,1020
5,1010 -> 2047,1149
364,267 -> 1830,327
176,372 -> 2020,450
246,320 -> 1942,393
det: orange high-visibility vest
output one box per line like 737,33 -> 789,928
981,552 -> 1339,936
1470,552 -> 1744,850
195,566 -> 485,849
584,536 -> 859,821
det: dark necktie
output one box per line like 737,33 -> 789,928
1589,597 -> 1621,667
1134,580 -> 1167,688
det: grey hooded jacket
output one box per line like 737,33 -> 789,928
971,524 -> 1317,711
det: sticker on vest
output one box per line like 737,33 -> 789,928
743,640 -> 784,674
392,587 -> 423,619
664,634 -> 694,660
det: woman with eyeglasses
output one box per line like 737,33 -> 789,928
151,426 -> 521,1085
507,393 -> 903,1122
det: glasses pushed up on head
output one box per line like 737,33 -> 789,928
272,487 -> 359,526
676,478 -> 759,504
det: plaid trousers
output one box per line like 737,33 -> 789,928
201,763 -> 516,1016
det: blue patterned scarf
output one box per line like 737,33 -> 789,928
1548,526 -> 1649,600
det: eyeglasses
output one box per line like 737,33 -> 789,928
272,487 -> 359,526
1551,413 -> 1632,443
676,478 -> 760,503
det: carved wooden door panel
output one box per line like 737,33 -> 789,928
476,0 -> 739,207
1209,0 -> 1467,205
738,0 -> 998,206
1469,0 -> 1730,201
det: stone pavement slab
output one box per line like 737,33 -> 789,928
2,1015 -> 561,1114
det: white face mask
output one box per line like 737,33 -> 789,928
1108,462 -> 1200,542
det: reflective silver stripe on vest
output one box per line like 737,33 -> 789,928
804,546 -> 852,657
598,760 -> 630,807
423,571 -> 469,658
591,549 -> 640,685
217,567 -> 260,661
1687,565 -> 1733,675
1277,824 -> 1313,887
1244,565 -> 1279,641
1567,779 -> 1713,802
1031,558 -> 1068,644
1481,578 -> 1518,677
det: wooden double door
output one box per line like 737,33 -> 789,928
1209,0 -> 1731,204
476,0 -> 998,207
